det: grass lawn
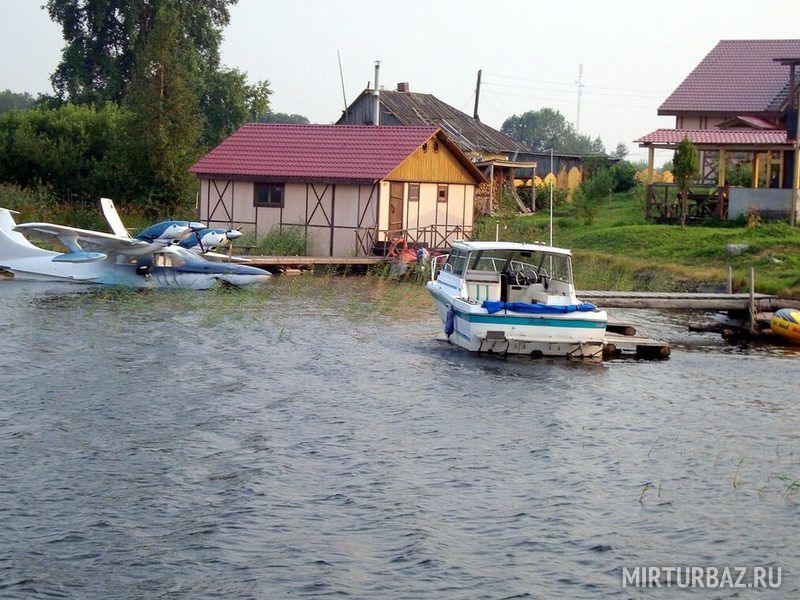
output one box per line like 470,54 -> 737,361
474,189 -> 800,296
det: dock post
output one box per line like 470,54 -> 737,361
748,266 -> 756,335
727,266 -> 733,294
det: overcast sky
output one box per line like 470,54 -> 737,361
3,0 -> 800,164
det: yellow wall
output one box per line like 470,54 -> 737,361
387,140 -> 477,184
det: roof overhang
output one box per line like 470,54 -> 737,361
474,159 -> 538,169
636,128 -> 792,149
193,173 -> 379,186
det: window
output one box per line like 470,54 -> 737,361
408,183 -> 420,202
254,183 -> 284,208
443,249 -> 468,277
437,184 -> 448,203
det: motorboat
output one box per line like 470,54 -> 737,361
426,241 -> 607,358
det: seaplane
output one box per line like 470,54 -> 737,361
0,198 -> 270,289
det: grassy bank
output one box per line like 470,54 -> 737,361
474,189 -> 800,296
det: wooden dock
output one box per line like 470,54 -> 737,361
578,291 -> 800,311
240,256 -> 388,269
603,315 -> 670,359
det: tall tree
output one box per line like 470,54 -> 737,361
612,142 -> 628,159
260,112 -> 310,124
46,0 -> 237,105
673,136 -> 699,227
123,4 -> 202,214
501,108 -> 605,155
199,68 -> 271,146
0,90 -> 37,115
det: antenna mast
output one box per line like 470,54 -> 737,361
576,63 -> 584,132
337,50 -> 349,123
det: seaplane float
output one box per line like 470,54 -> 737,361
427,241 -> 608,359
0,198 -> 269,289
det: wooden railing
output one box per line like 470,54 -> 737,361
646,183 -> 729,223
355,225 -> 473,257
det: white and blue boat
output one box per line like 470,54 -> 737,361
427,241 -> 607,359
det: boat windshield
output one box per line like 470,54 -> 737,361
468,249 -> 572,283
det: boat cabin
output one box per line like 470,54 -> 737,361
435,241 -> 577,305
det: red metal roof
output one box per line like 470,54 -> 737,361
659,39 -> 800,115
190,124 -> 445,182
725,115 -> 782,129
636,128 -> 790,146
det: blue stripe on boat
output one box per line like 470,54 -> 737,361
429,289 -> 605,330
455,310 -> 606,329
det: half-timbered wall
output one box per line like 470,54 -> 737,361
198,178 -> 379,257
378,181 -> 474,242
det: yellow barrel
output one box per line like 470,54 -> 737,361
770,308 -> 800,344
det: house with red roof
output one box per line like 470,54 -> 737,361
189,124 -> 486,257
636,40 -> 800,222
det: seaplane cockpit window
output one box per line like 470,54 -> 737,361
154,253 -> 187,268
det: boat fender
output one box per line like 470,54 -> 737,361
444,306 -> 455,337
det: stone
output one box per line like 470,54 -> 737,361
725,243 -> 750,256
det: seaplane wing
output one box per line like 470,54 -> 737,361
13,222 -> 155,258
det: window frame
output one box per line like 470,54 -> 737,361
437,184 -> 448,203
408,183 -> 420,202
253,182 -> 285,208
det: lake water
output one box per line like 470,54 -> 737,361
1,278 -> 799,598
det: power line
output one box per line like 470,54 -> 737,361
481,88 -> 656,110
482,80 -> 665,100
483,72 -> 669,95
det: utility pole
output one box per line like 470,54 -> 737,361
793,84 -> 800,226
473,69 -> 482,122
576,63 -> 584,133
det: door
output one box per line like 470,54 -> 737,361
389,182 -> 404,234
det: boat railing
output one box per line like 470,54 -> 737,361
430,254 -> 447,282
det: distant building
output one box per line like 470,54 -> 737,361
637,39 -> 800,221
338,84 -> 591,212
190,124 -> 486,257
338,84 -> 527,160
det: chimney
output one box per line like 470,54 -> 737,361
373,60 -> 381,126
396,82 -> 410,92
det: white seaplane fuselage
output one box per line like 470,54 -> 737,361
426,241 -> 607,359
0,207 -> 269,290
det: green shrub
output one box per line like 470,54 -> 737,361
608,161 -> 638,192
572,169 -> 613,225
240,226 -> 308,256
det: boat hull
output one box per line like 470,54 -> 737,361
771,309 -> 800,345
428,283 -> 607,359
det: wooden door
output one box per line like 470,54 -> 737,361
389,182 -> 404,233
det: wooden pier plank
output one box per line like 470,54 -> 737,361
240,256 -> 388,268
578,291 -> 800,311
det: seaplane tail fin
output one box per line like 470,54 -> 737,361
0,207 -> 46,258
100,197 -> 131,238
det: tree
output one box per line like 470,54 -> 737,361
612,142 -> 628,159
608,161 -> 638,193
199,68 -> 271,146
673,136 -> 699,227
572,169 -> 613,224
123,5 -> 203,214
260,112 -> 310,124
0,103 -> 130,204
0,90 -> 36,115
46,0 -> 237,105
501,108 -> 606,155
